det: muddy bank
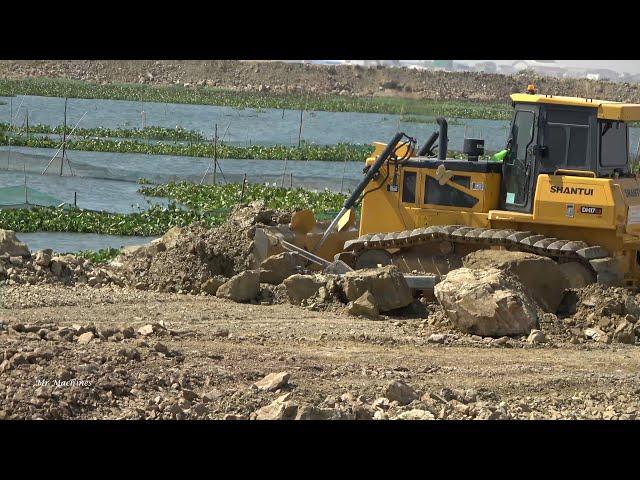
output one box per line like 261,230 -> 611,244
2,60 -> 640,103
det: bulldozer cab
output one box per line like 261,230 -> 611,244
501,94 -> 633,213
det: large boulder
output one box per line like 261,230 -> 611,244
342,265 -> 412,312
283,274 -> 327,305
216,270 -> 260,302
259,252 -> 305,285
434,267 -> 538,337
0,230 -> 29,257
463,250 -> 570,312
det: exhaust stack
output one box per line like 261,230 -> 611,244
436,117 -> 448,160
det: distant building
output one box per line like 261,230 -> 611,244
473,61 -> 497,73
588,68 -> 621,81
343,60 -> 401,68
513,60 -> 566,77
498,64 -> 517,75
433,60 -> 454,71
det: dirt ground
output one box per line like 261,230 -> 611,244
2,60 -> 640,102
1,283 -> 639,420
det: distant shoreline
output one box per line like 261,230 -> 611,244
0,59 -> 639,106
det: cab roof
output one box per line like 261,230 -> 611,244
510,93 -> 640,122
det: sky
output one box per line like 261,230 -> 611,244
461,60 -> 640,75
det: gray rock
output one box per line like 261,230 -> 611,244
117,348 -> 141,361
295,406 -> 356,420
527,329 -> 547,344
77,332 -> 94,344
427,333 -> 447,344
216,270 -> 260,302
463,250 -> 571,312
0,229 -> 30,257
342,265 -> 413,312
182,389 -> 199,402
137,324 -> 155,336
34,249 -> 52,267
345,291 -> 379,319
254,393 -> 298,420
624,296 -> 640,320
154,342 -> 170,355
434,267 -> 538,337
395,409 -> 435,420
584,327 -> 610,344
383,380 -> 418,406
201,277 -> 225,295
202,389 -> 222,403
253,371 -> 290,392
613,320 -> 636,344
259,252 -> 304,285
283,274 -> 327,305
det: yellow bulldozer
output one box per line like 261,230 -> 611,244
255,88 -> 640,287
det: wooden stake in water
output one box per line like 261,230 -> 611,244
340,154 -> 348,193
298,108 -> 304,149
60,98 -> 68,176
213,123 -> 218,185
281,155 -> 288,188
41,107 -> 87,176
290,173 -> 293,189
240,173 -> 247,201
7,97 -> 12,170
23,162 -> 27,205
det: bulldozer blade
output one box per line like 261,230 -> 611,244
324,259 -> 354,274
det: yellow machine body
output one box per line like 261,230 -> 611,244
358,119 -> 640,285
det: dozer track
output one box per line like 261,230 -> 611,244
343,225 -> 619,283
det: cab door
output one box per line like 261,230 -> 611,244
501,105 -> 539,213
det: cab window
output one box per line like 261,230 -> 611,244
543,108 -> 590,169
600,121 -> 628,167
402,171 -> 417,203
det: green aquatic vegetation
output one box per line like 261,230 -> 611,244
0,77 -> 512,119
72,247 -> 121,263
399,115 -> 463,125
0,183 -> 347,236
1,122 -> 206,142
0,204 -> 219,236
1,134 -> 375,162
139,182 -> 347,213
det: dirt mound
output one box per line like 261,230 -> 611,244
114,201 -> 292,294
549,284 -> 640,344
2,60 -> 639,103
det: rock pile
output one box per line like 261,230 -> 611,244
112,201 -> 291,294
0,229 -> 123,288
558,283 -> 640,344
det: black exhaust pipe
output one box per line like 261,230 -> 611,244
312,131 -> 404,253
418,131 -> 439,156
436,117 -> 448,160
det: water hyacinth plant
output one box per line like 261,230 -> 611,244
0,123 -> 206,142
138,182 -> 347,213
0,134 -> 375,162
0,78 -> 512,119
0,183 -> 348,236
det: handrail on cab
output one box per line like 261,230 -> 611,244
553,169 -> 597,178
